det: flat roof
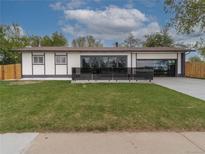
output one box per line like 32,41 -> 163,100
16,47 -> 190,52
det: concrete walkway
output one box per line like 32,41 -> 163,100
24,132 -> 205,154
153,77 -> 205,101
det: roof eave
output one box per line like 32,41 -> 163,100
14,47 -> 192,52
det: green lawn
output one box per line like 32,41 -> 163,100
0,80 -> 205,132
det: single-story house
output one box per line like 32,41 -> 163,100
17,47 -> 189,80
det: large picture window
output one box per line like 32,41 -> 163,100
33,55 -> 44,65
55,55 -> 67,65
136,59 -> 176,77
81,56 -> 127,68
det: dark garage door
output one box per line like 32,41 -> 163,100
136,59 -> 177,77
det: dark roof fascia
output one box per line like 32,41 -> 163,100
15,47 -> 191,52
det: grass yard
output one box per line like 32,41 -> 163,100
0,80 -> 205,132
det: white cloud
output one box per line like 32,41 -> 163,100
51,2 -> 204,46
18,26 -> 26,36
66,0 -> 85,9
132,22 -> 160,39
49,2 -> 65,11
62,6 -> 161,41
50,0 -> 85,10
168,28 -> 205,47
5,25 -> 26,37
139,0 -> 160,7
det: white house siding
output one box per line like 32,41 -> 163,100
68,53 -> 80,75
22,51 -> 184,78
131,53 -> 136,68
45,52 -> 55,75
22,52 -> 32,75
32,52 -> 45,75
56,65 -> 67,75
55,52 -> 68,75
177,53 -> 181,74
136,52 -> 177,59
33,65 -> 44,75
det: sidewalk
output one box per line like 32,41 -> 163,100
23,132 -> 205,154
1,132 -> 205,154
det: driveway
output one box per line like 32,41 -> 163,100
153,77 -> 205,101
0,133 -> 38,154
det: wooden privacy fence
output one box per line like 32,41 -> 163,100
0,64 -> 21,80
185,62 -> 205,78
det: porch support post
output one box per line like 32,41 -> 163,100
181,52 -> 185,77
131,52 -> 132,68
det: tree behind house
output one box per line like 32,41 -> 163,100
188,56 -> 202,62
41,35 -> 53,46
0,24 -> 68,64
164,0 -> 205,34
0,24 -> 30,64
120,33 -> 142,48
195,39 -> 205,61
51,32 -> 67,46
164,0 -> 205,58
38,32 -> 68,47
29,35 -> 41,47
72,35 -> 103,47
143,30 -> 174,47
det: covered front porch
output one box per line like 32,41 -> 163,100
72,67 -> 154,81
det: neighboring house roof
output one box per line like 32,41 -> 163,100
16,47 -> 190,52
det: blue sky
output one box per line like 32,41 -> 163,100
1,0 -> 204,47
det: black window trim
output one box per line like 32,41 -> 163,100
136,59 -> 177,76
32,54 -> 45,65
80,55 -> 128,68
55,55 -> 68,65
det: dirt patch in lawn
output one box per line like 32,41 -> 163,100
8,80 -> 43,85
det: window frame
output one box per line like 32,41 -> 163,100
55,55 -> 67,65
136,59 -> 177,77
32,55 -> 45,65
81,55 -> 127,68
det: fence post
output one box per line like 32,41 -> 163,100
2,65 -> 4,80
200,63 -> 202,78
0,65 -> 2,80
14,64 -> 16,79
